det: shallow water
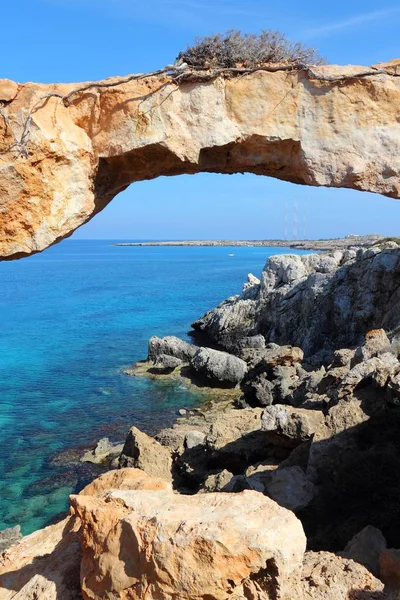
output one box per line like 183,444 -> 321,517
0,240 -> 310,533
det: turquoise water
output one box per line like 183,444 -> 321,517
0,240 -> 310,534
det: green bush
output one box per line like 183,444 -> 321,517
176,30 -> 325,70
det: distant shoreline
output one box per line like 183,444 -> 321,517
113,235 -> 383,252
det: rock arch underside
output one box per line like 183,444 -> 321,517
1,59 -> 400,259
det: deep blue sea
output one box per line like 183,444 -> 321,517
0,240 -> 310,534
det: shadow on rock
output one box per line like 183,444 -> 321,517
0,517 -> 81,600
299,408 -> 400,552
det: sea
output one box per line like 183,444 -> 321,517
0,240 -> 311,534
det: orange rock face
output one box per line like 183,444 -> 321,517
0,468 -> 394,600
0,469 -> 169,600
1,63 -> 400,259
71,488 -> 306,600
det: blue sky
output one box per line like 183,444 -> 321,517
4,0 -> 400,239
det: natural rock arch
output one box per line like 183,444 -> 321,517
1,60 -> 400,259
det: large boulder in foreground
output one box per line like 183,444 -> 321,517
190,347 -> 247,385
72,488 -> 306,600
0,468 -> 391,600
0,469 -> 171,600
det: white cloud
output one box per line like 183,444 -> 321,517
305,6 -> 400,38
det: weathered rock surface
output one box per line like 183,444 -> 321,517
265,466 -> 315,511
339,525 -> 387,577
298,551 -> 385,599
80,437 -> 123,465
0,469 -> 171,600
2,63 -> 400,260
0,517 -> 81,600
0,526 -> 22,553
119,426 -> 173,482
148,335 -> 196,363
206,407 -> 266,471
193,247 -> 400,356
353,329 -> 391,364
379,548 -> 400,588
261,405 -> 326,447
337,352 -> 399,399
72,488 -> 306,600
190,346 -> 247,384
79,467 -> 172,496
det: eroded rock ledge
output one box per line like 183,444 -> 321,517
1,60 -> 400,259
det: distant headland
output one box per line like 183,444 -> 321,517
113,234 -> 386,252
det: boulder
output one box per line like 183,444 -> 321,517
261,405 -> 326,448
0,518 -> 81,600
206,407 -> 267,472
245,460 -> 279,492
329,348 -> 356,368
379,548 -> 400,588
339,525 -> 387,577
79,467 -> 171,497
0,525 -> 22,552
199,469 -> 235,492
265,466 -> 315,511
337,353 -> 399,399
242,372 -> 275,406
272,365 -> 301,404
190,347 -> 247,385
236,334 -> 266,362
119,426 -> 173,482
353,329 -> 391,365
148,335 -> 196,363
184,430 -> 206,449
325,398 -> 369,435
153,353 -> 182,370
0,470 -> 177,600
257,345 -> 304,368
72,488 -> 306,600
81,437 -> 123,464
298,551 -> 385,599
317,366 -> 350,395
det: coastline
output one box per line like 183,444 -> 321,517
112,234 -> 384,252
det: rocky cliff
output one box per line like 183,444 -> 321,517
1,60 -> 400,259
192,243 -> 400,356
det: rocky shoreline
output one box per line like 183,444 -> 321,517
3,242 -> 400,598
113,233 -> 385,252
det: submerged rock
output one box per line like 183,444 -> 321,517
81,437 -> 123,464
